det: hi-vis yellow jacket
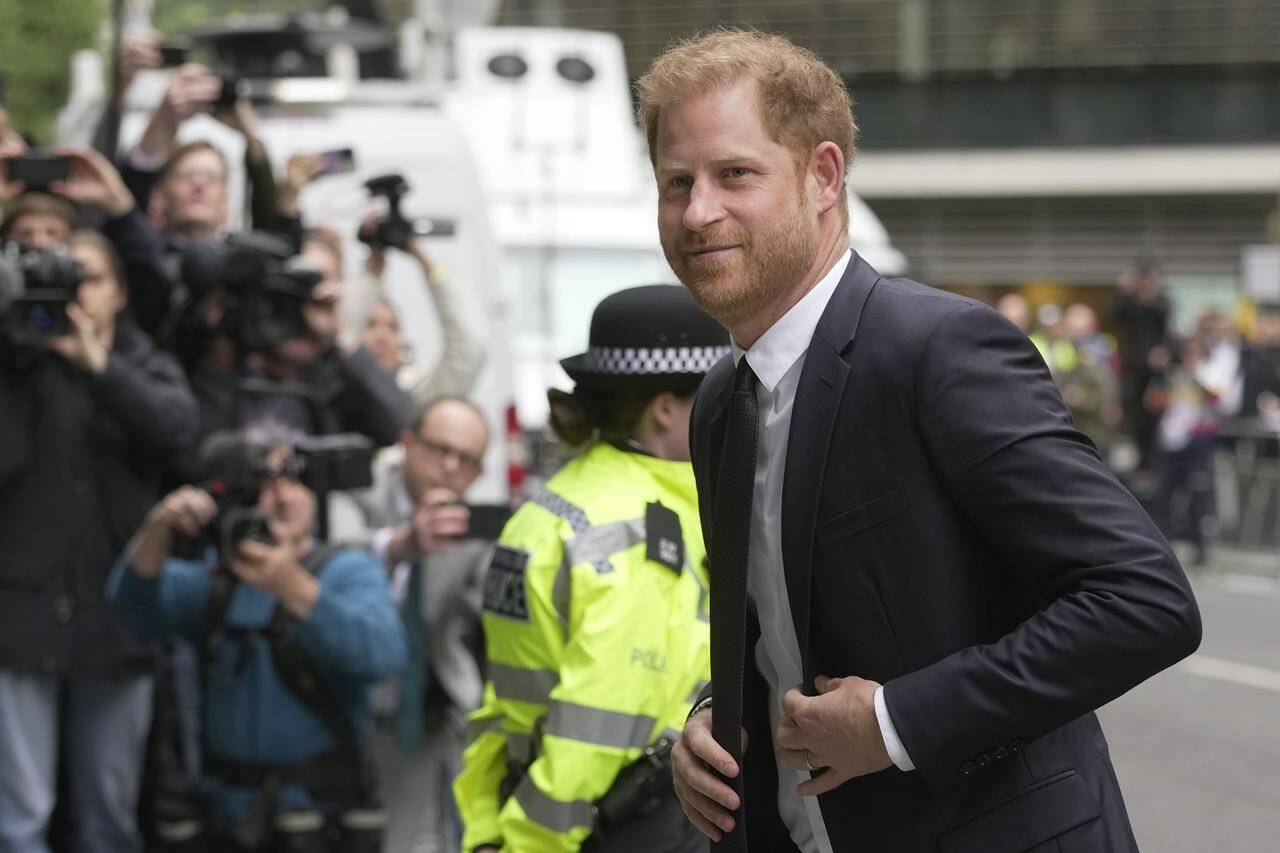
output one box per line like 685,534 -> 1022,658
455,442 -> 711,852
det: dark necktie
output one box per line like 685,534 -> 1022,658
709,357 -> 760,852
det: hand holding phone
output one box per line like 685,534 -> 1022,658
5,152 -> 72,193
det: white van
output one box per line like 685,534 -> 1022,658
444,26 -> 907,428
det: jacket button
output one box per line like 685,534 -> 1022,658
42,655 -> 57,672
976,753 -> 992,768
1009,738 -> 1024,752
959,761 -> 977,777
74,480 -> 90,496
993,747 -> 1009,761
54,597 -> 74,623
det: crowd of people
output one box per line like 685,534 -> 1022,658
995,262 -> 1280,566
1,49 -> 496,853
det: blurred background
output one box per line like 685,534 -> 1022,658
2,2 -> 1279,851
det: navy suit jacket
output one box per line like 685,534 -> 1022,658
690,252 -> 1202,852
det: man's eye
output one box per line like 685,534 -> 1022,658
669,176 -> 692,189
727,167 -> 750,178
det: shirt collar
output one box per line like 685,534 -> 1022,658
731,249 -> 852,392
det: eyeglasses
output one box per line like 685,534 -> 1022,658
412,434 -> 484,474
167,166 -> 225,185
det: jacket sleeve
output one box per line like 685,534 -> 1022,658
882,302 -> 1202,793
296,548 -> 407,682
105,553 -> 213,643
456,506 -> 576,852
99,208 -> 176,337
405,265 -> 487,405
90,337 -> 200,455
331,345 -> 413,447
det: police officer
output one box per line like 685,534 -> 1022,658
455,285 -> 730,852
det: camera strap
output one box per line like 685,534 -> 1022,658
199,544 -> 368,771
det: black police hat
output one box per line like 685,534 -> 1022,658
560,285 -> 731,395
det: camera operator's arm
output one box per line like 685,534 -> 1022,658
332,345 -> 414,447
267,153 -> 324,251
86,31 -> 160,159
107,486 -> 218,641
404,242 -> 487,404
237,544 -> 407,680
125,65 -> 222,207
217,100 -> 293,242
54,147 -> 176,336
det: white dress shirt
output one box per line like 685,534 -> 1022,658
731,249 -> 913,853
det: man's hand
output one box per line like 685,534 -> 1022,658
117,31 -> 161,95
128,486 -> 218,577
146,486 -> 218,539
776,675 -> 892,797
50,147 -> 135,218
229,539 -> 320,618
411,488 -> 469,552
671,705 -> 746,842
48,304 -> 111,375
161,65 -> 223,123
277,153 -> 325,218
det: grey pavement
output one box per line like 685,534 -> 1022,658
1100,567 -> 1280,853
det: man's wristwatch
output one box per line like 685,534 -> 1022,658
688,696 -> 713,720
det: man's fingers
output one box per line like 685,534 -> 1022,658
674,749 -> 740,812
781,685 -> 808,719
776,745 -> 809,771
687,720 -> 739,779
673,780 -> 723,842
796,767 -> 849,797
674,777 -> 732,839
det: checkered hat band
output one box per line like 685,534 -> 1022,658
583,345 -> 731,375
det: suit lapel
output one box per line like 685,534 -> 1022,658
780,253 -> 881,685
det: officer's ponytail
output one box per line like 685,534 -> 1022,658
547,388 -> 654,449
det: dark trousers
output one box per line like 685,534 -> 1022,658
1153,436 -> 1216,560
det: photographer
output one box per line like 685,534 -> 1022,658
0,231 -> 198,852
183,232 -> 413,452
106,433 -> 407,851
1,146 -> 185,337
345,211 -> 487,407
123,64 -> 270,242
329,397 -> 493,853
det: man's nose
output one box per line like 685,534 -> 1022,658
682,180 -> 726,232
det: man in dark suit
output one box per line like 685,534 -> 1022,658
639,30 -> 1202,853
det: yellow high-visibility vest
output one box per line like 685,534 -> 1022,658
455,442 -> 711,852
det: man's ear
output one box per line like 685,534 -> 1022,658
807,141 -> 845,216
398,428 -> 415,452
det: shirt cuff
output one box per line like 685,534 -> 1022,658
128,146 -> 168,173
874,685 -> 915,772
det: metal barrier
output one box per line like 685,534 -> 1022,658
1213,420 -> 1280,553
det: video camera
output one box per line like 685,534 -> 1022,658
174,431 -> 375,567
357,173 -> 456,252
180,231 -> 321,353
0,241 -> 84,347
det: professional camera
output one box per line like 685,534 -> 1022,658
174,431 -> 375,566
0,241 -> 84,346
357,173 -> 456,251
180,231 -> 322,353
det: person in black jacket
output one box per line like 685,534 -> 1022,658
0,230 -> 199,853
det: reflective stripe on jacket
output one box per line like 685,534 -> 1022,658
455,442 -> 711,852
